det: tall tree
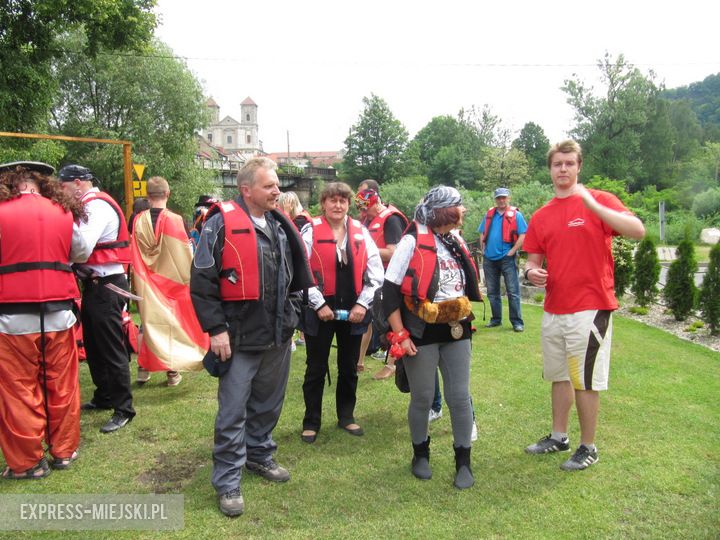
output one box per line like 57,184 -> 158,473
343,94 -> 409,183
512,122 -> 550,171
0,0 -> 156,132
562,53 -> 658,188
50,37 -> 214,215
477,147 -> 531,192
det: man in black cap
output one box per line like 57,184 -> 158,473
59,164 -> 135,433
189,194 -> 217,250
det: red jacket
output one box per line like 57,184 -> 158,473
217,201 -> 261,301
83,191 -> 131,265
0,194 -> 79,303
308,216 -> 367,297
481,206 -> 520,245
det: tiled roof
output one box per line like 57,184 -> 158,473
240,97 -> 256,106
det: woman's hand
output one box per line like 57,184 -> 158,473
317,305 -> 334,321
401,337 -> 417,356
348,304 -> 366,324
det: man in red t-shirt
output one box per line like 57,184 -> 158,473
522,140 -> 645,471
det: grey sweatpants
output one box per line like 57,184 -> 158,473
404,339 -> 473,448
211,340 -> 292,495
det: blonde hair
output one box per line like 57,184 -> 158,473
547,140 -> 583,168
237,157 -> 277,188
146,176 -> 170,200
278,191 -> 303,218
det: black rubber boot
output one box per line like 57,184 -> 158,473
411,436 -> 432,480
453,445 -> 474,489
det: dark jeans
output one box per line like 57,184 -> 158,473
303,320 -> 361,431
483,255 -> 523,327
81,274 -> 134,418
431,371 -> 442,413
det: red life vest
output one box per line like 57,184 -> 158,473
481,206 -> 519,245
308,216 -> 367,297
215,201 -> 261,301
0,194 -> 80,303
83,191 -> 131,265
400,223 -> 476,301
366,205 -> 408,249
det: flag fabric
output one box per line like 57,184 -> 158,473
130,209 -> 208,372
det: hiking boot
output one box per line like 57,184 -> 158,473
166,371 -> 182,387
136,367 -> 151,384
525,434 -> 570,454
453,445 -> 474,489
218,488 -> 244,517
560,445 -> 599,471
411,437 -> 431,480
428,409 -> 442,423
245,458 -> 290,482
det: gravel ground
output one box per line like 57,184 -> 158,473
614,299 -> 719,353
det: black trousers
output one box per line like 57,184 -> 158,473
81,274 -> 135,418
302,320 -> 361,431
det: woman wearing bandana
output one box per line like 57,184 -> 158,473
382,186 -> 482,489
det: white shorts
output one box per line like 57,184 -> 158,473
541,310 -> 613,391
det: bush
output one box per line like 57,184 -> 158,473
663,237 -> 698,320
612,237 -> 635,298
631,237 -> 660,307
629,306 -> 649,315
691,187 -> 720,218
699,243 -> 720,335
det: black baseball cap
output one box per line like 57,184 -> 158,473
58,164 -> 95,182
0,161 -> 55,175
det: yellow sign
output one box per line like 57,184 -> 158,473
133,163 -> 145,180
133,180 -> 147,197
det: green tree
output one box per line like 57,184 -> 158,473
50,38 -> 213,215
663,238 -> 698,320
0,0 -> 156,132
612,237 -> 635,298
631,237 -> 660,307
691,187 -> 720,218
512,122 -> 550,171
562,53 -> 659,188
343,94 -> 409,183
477,147 -> 531,192
699,243 -> 720,335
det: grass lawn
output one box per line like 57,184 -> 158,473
1,303 -> 718,539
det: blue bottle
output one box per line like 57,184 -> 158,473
334,309 -> 349,321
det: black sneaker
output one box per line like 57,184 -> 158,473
218,487 -> 244,517
245,458 -> 290,482
525,434 -> 570,454
560,445 -> 599,471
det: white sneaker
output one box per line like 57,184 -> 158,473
428,409 -> 443,423
471,421 -> 478,442
291,341 -> 297,352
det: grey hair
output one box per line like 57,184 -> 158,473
237,157 -> 277,188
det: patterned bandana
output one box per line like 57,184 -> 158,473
355,189 -> 379,210
414,186 -> 463,225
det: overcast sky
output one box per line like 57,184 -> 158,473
154,0 -> 720,154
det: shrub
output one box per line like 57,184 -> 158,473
691,187 -> 720,218
532,293 -> 545,303
629,306 -> 649,315
699,243 -> 720,335
663,237 -> 698,320
631,237 -> 660,307
612,237 -> 635,298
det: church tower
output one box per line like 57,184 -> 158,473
239,96 -> 259,151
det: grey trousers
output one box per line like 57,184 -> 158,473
404,339 -> 473,448
211,340 -> 292,495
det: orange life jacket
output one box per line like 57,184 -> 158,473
308,216 -> 367,297
0,194 -> 79,303
216,201 -> 261,301
366,205 -> 408,249
481,206 -> 519,245
83,191 -> 131,265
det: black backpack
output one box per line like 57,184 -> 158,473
371,287 -> 390,349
